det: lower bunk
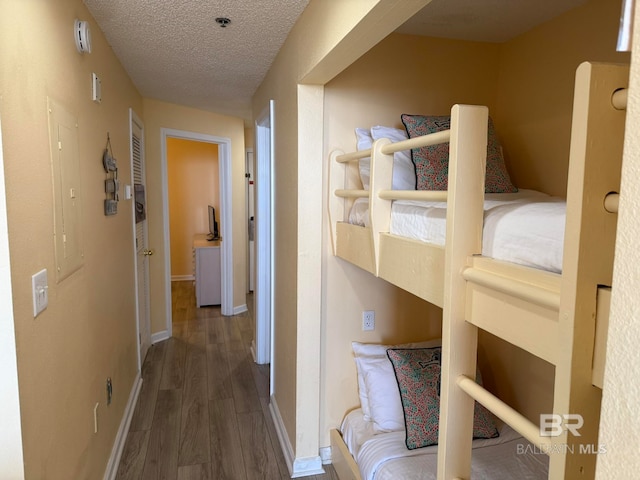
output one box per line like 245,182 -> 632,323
331,409 -> 548,480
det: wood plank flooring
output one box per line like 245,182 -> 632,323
116,281 -> 337,480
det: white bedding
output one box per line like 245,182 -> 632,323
340,409 -> 549,480
348,189 -> 565,273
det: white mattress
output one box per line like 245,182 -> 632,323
340,409 -> 549,480
348,189 -> 565,273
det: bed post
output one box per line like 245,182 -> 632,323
437,104 -> 488,480
328,149 -> 346,256
369,138 -> 394,275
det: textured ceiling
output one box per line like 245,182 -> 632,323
84,0 -> 590,124
83,0 -> 311,123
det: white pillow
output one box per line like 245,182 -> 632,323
355,128 -> 372,190
354,126 -> 416,191
371,126 -> 416,191
352,338 -> 441,433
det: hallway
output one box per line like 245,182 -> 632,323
115,281 -> 337,479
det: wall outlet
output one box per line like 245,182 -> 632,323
362,310 -> 375,331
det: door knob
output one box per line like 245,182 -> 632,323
143,249 -> 155,256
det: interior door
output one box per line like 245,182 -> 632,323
255,101 -> 274,370
131,110 -> 152,366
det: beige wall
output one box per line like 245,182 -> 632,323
143,99 -> 247,334
244,127 -> 254,150
0,1 -> 142,478
494,0 -> 630,197
167,138 -> 219,278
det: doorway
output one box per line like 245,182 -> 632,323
160,129 -> 234,328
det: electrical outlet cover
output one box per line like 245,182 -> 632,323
362,310 -> 375,331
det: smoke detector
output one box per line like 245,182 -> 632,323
74,19 -> 92,53
215,17 -> 231,28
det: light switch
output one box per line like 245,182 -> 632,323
92,73 -> 101,103
32,269 -> 48,317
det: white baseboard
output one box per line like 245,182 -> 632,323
233,303 -> 248,315
151,330 -> 170,344
103,372 -> 143,480
269,396 -> 324,478
319,446 -> 332,464
171,275 -> 194,282
291,456 -> 325,478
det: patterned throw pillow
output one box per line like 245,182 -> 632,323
386,347 -> 499,450
400,114 -> 517,193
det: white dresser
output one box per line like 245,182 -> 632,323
193,234 -> 221,307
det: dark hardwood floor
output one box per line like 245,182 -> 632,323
116,281 -> 337,480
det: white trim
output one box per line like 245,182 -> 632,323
171,275 -> 194,282
103,373 -> 143,480
233,304 -> 248,315
269,395 -> 324,478
0,112 -> 25,479
160,129 -> 234,321
292,456 -> 325,478
255,102 -> 274,367
269,396 -> 293,474
319,446 -> 332,464
151,330 -> 171,344
245,147 -> 255,293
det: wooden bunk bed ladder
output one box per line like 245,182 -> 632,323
442,62 -> 627,480
435,104 -> 489,479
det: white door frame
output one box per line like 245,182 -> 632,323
254,101 -> 275,372
246,148 -> 255,293
160,129 -> 234,321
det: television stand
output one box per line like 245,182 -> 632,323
193,234 -> 221,306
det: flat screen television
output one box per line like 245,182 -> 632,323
208,205 -> 219,241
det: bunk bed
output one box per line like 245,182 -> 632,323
328,62 -> 628,479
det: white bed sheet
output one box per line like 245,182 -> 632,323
348,189 -> 565,273
340,408 -> 376,459
341,409 -> 549,480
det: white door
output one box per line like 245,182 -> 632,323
255,101 -> 274,370
131,110 -> 152,366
